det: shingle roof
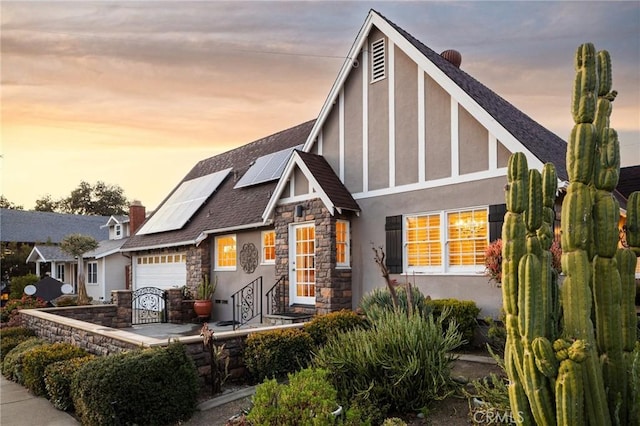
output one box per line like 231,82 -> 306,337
295,151 -> 360,213
87,238 -> 128,258
1,209 -> 109,244
122,120 -> 315,250
618,166 -> 640,199
374,10 -> 570,181
27,245 -> 74,263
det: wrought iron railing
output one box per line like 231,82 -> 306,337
266,275 -> 286,315
231,276 -> 262,330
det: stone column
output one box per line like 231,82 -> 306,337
111,290 -> 132,328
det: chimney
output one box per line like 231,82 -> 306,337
440,49 -> 462,68
129,200 -> 146,236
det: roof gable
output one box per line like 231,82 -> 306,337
263,151 -> 360,220
301,9 -> 568,179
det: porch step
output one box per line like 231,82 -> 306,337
263,313 -> 312,326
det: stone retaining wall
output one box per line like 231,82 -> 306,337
18,308 -> 303,384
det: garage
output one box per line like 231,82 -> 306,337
133,253 -> 186,290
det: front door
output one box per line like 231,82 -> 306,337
289,223 -> 315,305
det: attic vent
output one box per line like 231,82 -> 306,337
371,38 -> 386,83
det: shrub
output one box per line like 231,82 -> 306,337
71,342 -> 198,426
359,285 -> 432,322
244,328 -> 313,382
303,310 -> 368,347
44,355 -> 96,411
9,274 -> 39,300
1,338 -> 46,383
247,368 -> 340,425
0,295 -> 48,325
314,310 -> 463,416
22,342 -> 87,396
0,327 -> 36,362
428,298 -> 480,346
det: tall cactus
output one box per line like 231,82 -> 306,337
502,42 -> 640,426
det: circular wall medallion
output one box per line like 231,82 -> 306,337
240,243 -> 259,274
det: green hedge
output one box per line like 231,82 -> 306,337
1,338 -> 47,383
428,298 -> 480,346
71,343 -> 198,426
22,342 -> 87,396
44,355 -> 96,411
244,328 -> 313,383
8,274 -> 39,300
303,310 -> 367,347
0,327 -> 36,362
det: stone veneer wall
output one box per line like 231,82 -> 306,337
18,308 -> 303,383
274,198 -> 353,315
186,240 -> 211,295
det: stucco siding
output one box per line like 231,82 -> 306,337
394,46 -> 419,186
459,105 -> 489,174
210,228 -> 277,323
367,29 -> 389,191
322,104 -> 340,175
425,75 -> 451,179
343,51 -> 364,193
497,140 -> 511,168
349,176 -> 506,318
294,167 -> 309,196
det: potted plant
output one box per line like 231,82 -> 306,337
193,275 -> 217,319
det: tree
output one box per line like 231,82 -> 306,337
60,234 -> 99,305
34,194 -> 60,212
34,181 -> 129,215
0,195 -> 24,210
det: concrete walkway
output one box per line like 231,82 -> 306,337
0,375 -> 78,426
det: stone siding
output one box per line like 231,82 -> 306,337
186,240 -> 211,294
274,198 -> 353,314
18,308 -> 303,384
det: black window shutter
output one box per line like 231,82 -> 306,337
488,204 -> 507,242
385,215 -> 403,274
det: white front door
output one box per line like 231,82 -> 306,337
289,223 -> 316,305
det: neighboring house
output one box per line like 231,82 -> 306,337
0,209 -> 109,246
26,202 -> 147,302
122,10 -> 631,321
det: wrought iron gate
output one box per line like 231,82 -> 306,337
132,287 -> 167,325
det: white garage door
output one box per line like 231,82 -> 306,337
134,253 -> 186,290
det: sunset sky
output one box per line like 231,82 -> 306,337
2,1 -> 639,212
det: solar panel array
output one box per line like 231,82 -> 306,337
234,145 -> 303,189
137,168 -> 232,235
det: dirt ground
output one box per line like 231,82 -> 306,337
183,356 -> 505,425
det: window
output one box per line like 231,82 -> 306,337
216,235 -> 237,270
371,38 -> 386,83
114,224 -> 122,239
87,262 -> 98,284
56,264 -> 65,282
405,213 -> 442,270
262,230 -> 276,264
447,209 -> 488,270
336,220 -> 350,268
402,207 -> 488,274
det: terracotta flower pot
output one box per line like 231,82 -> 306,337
194,299 -> 213,318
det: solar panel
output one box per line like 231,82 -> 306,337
234,145 -> 302,189
137,168 -> 232,235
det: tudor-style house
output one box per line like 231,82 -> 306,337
122,9 -> 631,323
